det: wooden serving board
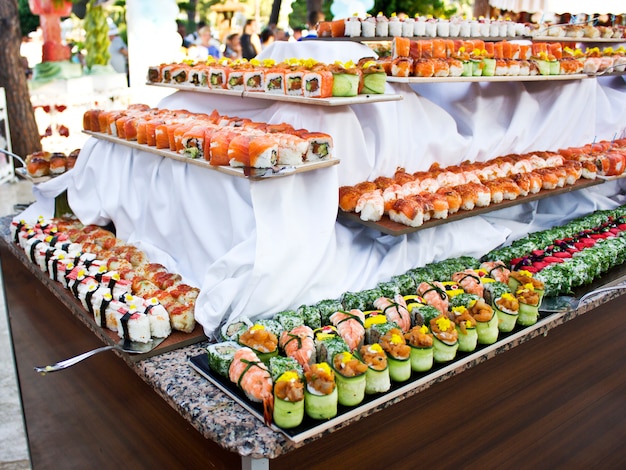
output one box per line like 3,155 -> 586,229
83,131 -> 339,180
386,73 -> 593,84
338,177 -> 603,236
147,82 -> 403,107
0,234 -> 206,362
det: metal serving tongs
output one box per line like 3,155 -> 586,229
586,64 -> 626,77
0,147 -> 26,167
539,285 -> 626,314
34,337 -> 166,374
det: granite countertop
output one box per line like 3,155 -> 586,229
3,215 -> 626,460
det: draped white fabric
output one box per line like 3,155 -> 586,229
18,41 -> 626,338
489,0 -> 626,14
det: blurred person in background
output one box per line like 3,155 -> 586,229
260,28 -> 275,50
223,33 -> 242,59
177,20 -> 192,48
240,19 -> 261,59
191,26 -> 221,60
108,21 -> 129,84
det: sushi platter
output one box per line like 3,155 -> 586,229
339,178 -> 603,236
147,82 -> 403,107
188,307 -> 565,443
0,233 -> 207,362
83,131 -> 340,180
386,73 -> 592,84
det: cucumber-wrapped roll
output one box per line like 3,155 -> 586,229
269,356 -> 303,383
207,341 -> 241,378
220,316 -> 253,342
273,371 -> 305,429
273,310 -> 304,332
493,292 -> 519,332
379,327 -> 411,382
517,301 -> 539,326
469,298 -> 498,345
451,306 -> 478,352
509,270 -> 545,304
365,319 -> 397,346
405,325 -> 434,372
429,314 -> 458,362
304,362 -> 338,420
331,67 -> 359,97
359,343 -> 390,394
238,324 -> 279,364
359,60 -> 386,95
332,351 -> 367,406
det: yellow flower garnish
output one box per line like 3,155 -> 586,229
340,352 -> 354,363
436,316 -> 452,332
262,58 -> 276,68
369,343 -> 384,354
316,362 -> 332,375
249,58 -> 261,66
419,325 -> 429,335
502,293 -> 515,302
519,270 -> 533,278
452,306 -> 467,314
277,370 -> 299,383
250,324 -> 266,332
465,320 -> 474,329
390,333 -> 403,344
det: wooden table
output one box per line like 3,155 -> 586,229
3,239 -> 626,469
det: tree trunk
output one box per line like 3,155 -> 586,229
0,0 -> 41,159
473,0 -> 492,19
187,0 -> 197,27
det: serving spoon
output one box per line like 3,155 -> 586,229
34,337 -> 166,374
539,285 -> 626,313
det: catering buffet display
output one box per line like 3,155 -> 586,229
5,13 -> 626,467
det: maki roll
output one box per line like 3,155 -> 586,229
451,306 -> 478,352
514,282 -> 541,327
269,356 -> 303,382
429,313 -> 458,363
373,295 -> 411,333
404,295 -> 428,327
329,309 -> 365,351
332,351 -> 368,406
279,325 -> 316,371
315,299 -> 344,326
359,343 -> 390,394
273,370 -> 305,429
229,347 -> 274,425
329,63 -> 360,97
117,306 -> 152,344
509,270 -> 545,304
298,304 -> 322,329
207,341 -> 242,378
273,310 -> 304,332
469,298 -> 498,345
364,315 -> 395,345
484,282 -> 519,333
379,327 -> 411,382
220,316 -> 253,342
143,297 -> 172,338
302,69 -> 333,98
304,362 -> 338,420
238,324 -> 279,363
404,325 -> 434,372
316,332 -> 349,364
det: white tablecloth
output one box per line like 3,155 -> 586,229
20,42 -> 626,338
489,0 -> 626,14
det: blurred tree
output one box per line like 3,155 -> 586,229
369,0 -> 458,18
18,0 -> 40,36
0,0 -> 42,157
289,0 -> 332,28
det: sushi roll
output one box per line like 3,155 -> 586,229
304,362 -> 337,420
269,356 -> 303,383
92,287 -> 113,328
404,325 -> 434,372
279,325 -> 316,371
429,313 -> 458,363
315,299 -> 344,326
302,69 -> 333,98
243,69 -> 265,92
297,131 -> 333,162
207,341 -> 242,378
375,14 -> 389,37
361,16 -> 376,38
315,333 -> 349,364
229,348 -> 274,426
273,310 -> 304,332
358,60 -> 386,95
143,297 -> 172,338
104,299 -> 129,332
450,306 -> 478,352
238,324 -> 279,363
275,133 -> 308,166
264,67 -> 285,94
225,67 -> 245,91
181,125 -> 208,159
273,370 -> 305,429
378,327 -> 411,382
344,15 -> 362,37
332,351 -> 367,406
284,69 -> 304,96
359,343 -> 391,394
168,303 -> 196,334
118,306 -> 151,344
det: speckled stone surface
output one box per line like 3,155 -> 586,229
3,215 -> 626,460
